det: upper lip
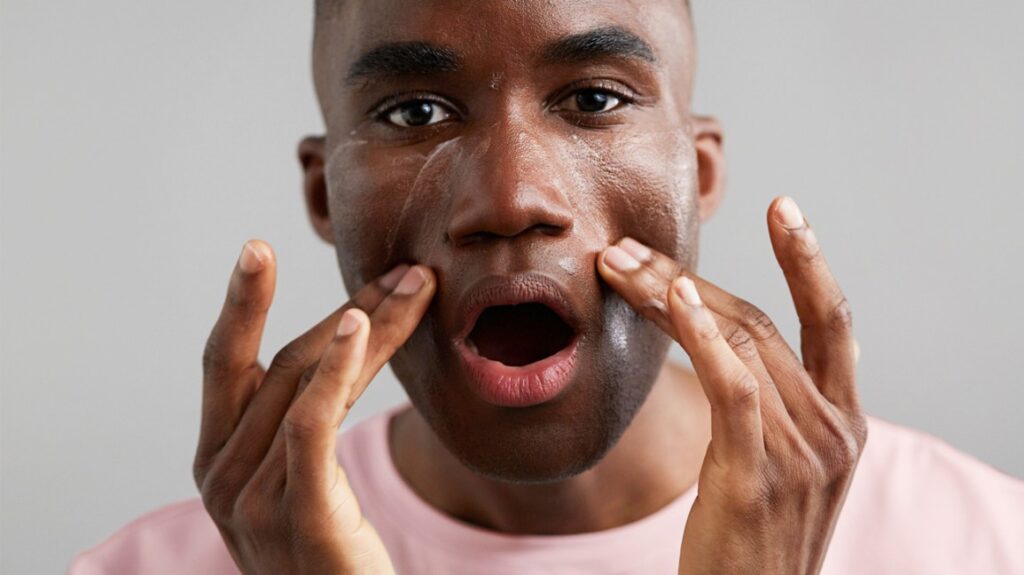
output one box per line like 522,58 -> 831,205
453,272 -> 583,343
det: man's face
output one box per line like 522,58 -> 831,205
305,0 -> 721,483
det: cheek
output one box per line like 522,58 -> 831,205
324,139 -> 460,292
575,129 -> 700,267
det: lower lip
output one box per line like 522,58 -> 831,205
455,337 -> 580,408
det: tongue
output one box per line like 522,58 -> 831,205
468,303 -> 574,367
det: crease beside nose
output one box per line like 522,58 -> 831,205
446,133 -> 574,245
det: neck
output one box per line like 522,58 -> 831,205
389,359 -> 712,535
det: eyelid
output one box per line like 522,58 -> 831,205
546,77 -> 640,111
367,91 -> 462,121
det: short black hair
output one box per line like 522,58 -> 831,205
315,0 -> 690,20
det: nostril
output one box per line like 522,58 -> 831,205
449,223 -> 569,247
534,222 -> 572,236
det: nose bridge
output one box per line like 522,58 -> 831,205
446,107 -> 574,245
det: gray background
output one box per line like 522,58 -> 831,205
2,1 -> 1022,573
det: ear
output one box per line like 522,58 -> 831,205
691,116 -> 726,223
298,135 -> 333,244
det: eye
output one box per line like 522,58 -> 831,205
381,99 -> 455,128
558,88 -> 625,114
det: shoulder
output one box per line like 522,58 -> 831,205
68,497 -> 239,574
858,414 -> 1024,502
66,407 -> 402,575
825,414 -> 1024,573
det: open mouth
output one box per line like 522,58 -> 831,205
454,274 -> 583,407
466,302 -> 576,367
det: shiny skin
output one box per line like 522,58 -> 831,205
192,0 -> 865,574
303,0 -> 713,484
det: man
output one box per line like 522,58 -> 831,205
70,1 -> 1024,573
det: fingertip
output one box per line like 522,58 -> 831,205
336,308 -> 364,337
617,237 -> 653,263
602,245 -> 642,274
393,265 -> 430,296
412,264 -> 438,292
237,239 -> 274,274
395,264 -> 439,299
672,275 -> 703,307
596,246 -> 613,272
667,275 -> 715,345
771,196 -> 805,231
378,264 -> 411,291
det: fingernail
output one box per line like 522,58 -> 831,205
238,241 -> 264,273
393,267 -> 426,295
604,246 -> 641,272
618,237 -> 652,264
378,264 -> 410,291
337,309 -> 361,337
775,197 -> 805,230
674,276 -> 702,306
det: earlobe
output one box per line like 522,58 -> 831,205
691,116 -> 726,223
298,135 -> 333,244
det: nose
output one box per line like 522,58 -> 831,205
446,118 -> 574,246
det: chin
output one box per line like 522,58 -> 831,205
390,293 -> 672,485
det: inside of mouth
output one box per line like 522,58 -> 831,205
467,303 -> 575,367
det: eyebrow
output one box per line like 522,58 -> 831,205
539,26 -> 657,66
345,41 -> 460,86
343,25 -> 656,87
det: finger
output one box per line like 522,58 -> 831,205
599,237 -> 831,428
667,275 -> 765,462
599,238 -> 779,357
203,264 -> 410,495
598,240 -> 792,428
349,265 -> 437,406
196,240 -> 276,479
246,265 -> 436,495
283,308 -> 369,508
597,244 -> 679,340
767,196 -> 858,411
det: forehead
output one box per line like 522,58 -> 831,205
314,0 -> 694,94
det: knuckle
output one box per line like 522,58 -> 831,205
284,408 -> 323,442
201,338 -> 229,376
721,324 -> 759,362
694,321 -> 721,344
728,474 -> 776,517
313,354 -> 342,381
723,370 -> 760,407
831,436 -> 861,473
778,439 -> 827,490
826,296 -> 854,334
849,412 -> 869,450
823,428 -> 863,476
233,487 -> 271,533
199,471 -> 240,524
192,454 -> 214,491
298,363 -> 319,390
270,341 -> 311,372
736,302 -> 779,342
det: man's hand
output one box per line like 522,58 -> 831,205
597,196 -> 868,575
193,240 -> 435,575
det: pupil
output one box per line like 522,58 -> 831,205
401,101 -> 434,126
576,91 -> 608,112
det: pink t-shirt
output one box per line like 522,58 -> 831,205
69,402 -> 1024,574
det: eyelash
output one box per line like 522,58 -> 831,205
371,92 -> 457,128
370,80 -> 638,129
